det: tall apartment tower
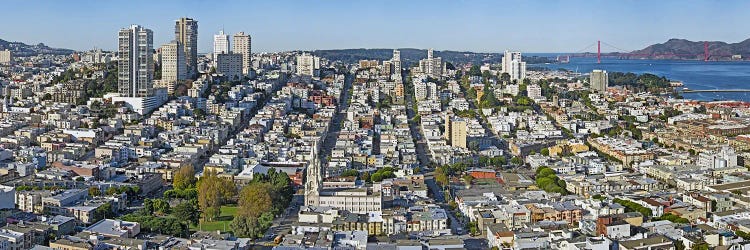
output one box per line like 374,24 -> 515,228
118,25 -> 154,97
502,50 -> 526,81
444,113 -> 452,141
418,48 -> 442,78
213,30 -> 230,62
232,32 -> 252,75
0,50 -> 12,65
161,40 -> 186,86
392,49 -> 402,80
175,17 -> 198,77
296,53 -> 315,76
590,70 -> 609,93
450,118 -> 468,149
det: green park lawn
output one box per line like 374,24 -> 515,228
190,206 -> 237,233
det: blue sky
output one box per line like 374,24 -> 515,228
2,0 -> 749,53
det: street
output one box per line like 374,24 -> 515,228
319,72 -> 353,164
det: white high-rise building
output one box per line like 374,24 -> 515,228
590,70 -> 609,93
232,32 -> 252,75
392,49 -> 402,81
160,40 -> 187,85
216,53 -> 243,80
118,25 -> 154,97
527,84 -> 543,100
296,53 -> 316,76
175,17 -> 198,77
415,81 -> 438,101
0,50 -> 11,65
502,50 -> 526,81
420,48 -> 443,78
213,30 -> 230,62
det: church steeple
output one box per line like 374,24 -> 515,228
305,144 -> 321,206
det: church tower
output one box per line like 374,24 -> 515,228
305,146 -> 322,206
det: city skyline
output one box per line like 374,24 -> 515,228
2,0 -> 749,53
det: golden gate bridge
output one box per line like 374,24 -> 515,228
558,40 -> 735,63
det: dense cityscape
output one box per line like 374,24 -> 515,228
2,5 -> 750,250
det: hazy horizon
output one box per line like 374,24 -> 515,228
2,0 -> 749,53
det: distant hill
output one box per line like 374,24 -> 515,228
626,38 -> 750,60
0,38 -> 75,56
312,48 -> 555,66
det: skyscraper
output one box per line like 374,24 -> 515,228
420,48 -> 443,78
232,32 -> 252,75
502,50 -> 526,81
118,25 -> 154,97
160,40 -> 186,91
590,70 -> 609,93
296,53 -> 315,76
392,49 -> 402,81
213,30 -> 230,62
175,17 -> 198,78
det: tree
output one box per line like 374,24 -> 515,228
435,166 -> 450,187
88,187 -> 101,197
692,242 -> 709,250
172,202 -> 200,226
371,173 -> 384,182
231,181 -> 277,238
173,165 -> 197,190
541,148 -> 550,156
231,211 -> 273,239
238,182 -> 273,218
197,170 -> 235,221
106,187 -> 119,196
152,199 -> 171,215
463,175 -> 475,185
675,240 -> 685,250
510,157 -> 522,165
341,169 -> 359,178
143,198 -> 155,215
469,65 -> 481,76
467,221 -> 479,235
92,203 -> 114,222
361,172 -> 371,183
193,108 -> 206,120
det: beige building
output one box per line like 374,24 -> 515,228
590,69 -> 609,93
174,17 -> 198,77
446,117 -> 467,149
232,32 -> 252,75
296,53 -> 316,76
160,40 -> 186,93
0,49 -> 11,64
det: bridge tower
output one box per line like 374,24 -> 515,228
704,41 -> 709,62
597,40 -> 601,64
